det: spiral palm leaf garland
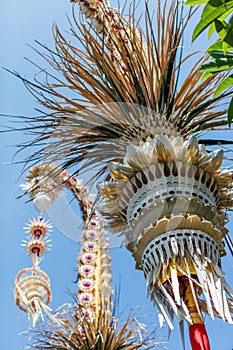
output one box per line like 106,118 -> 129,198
14,0 -> 233,348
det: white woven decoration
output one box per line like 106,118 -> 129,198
20,164 -> 63,213
14,266 -> 52,327
97,131 -> 233,328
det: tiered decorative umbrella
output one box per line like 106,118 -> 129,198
98,129 -> 233,349
15,0 -> 233,349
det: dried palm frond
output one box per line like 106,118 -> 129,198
28,303 -> 162,349
12,0 -> 232,180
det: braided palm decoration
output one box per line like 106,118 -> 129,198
14,215 -> 54,327
62,171 -> 113,325
15,0 -> 233,348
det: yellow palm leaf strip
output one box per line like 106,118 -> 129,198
173,57 -> 207,104
171,53 -> 229,132
176,74 -> 224,119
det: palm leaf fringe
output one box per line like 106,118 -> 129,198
27,303 -> 162,349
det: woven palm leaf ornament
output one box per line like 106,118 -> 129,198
15,167 -> 154,349
15,0 -> 233,348
14,215 -> 54,327
98,134 -> 233,347
14,165 -> 65,326
20,164 -> 63,213
69,2 -> 233,348
57,172 -> 154,349
15,166 -> 114,335
14,164 -> 65,326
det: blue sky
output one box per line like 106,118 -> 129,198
1,1 -> 233,349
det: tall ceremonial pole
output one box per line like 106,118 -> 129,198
14,0 -> 233,348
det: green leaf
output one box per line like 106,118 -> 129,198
184,0 -> 208,4
223,40 -> 230,54
208,21 -> 216,38
200,59 -> 233,72
201,71 -> 214,80
202,0 -> 233,18
215,19 -> 228,39
202,1 -> 219,18
209,8 -> 233,39
215,19 -> 233,47
227,96 -> 233,124
208,49 -> 233,58
206,40 -> 223,51
207,40 -> 225,52
192,1 -> 233,41
214,74 -> 233,96
223,28 -> 233,46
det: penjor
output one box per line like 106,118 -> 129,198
97,112 -> 233,348
17,0 -> 233,348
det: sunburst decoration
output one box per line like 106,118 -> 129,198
22,217 -> 53,256
24,216 -> 53,237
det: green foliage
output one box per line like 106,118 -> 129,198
200,51 -> 233,72
192,2 -> 233,41
228,93 -> 233,121
184,0 -> 233,124
214,74 -> 233,96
